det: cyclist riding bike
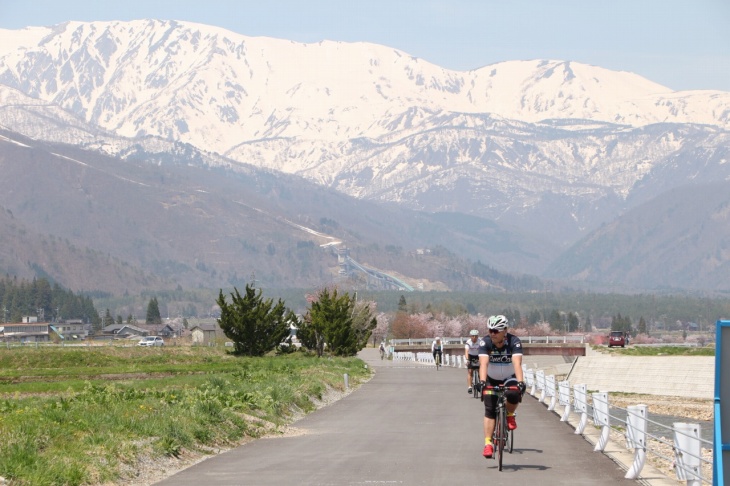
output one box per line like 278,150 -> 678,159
478,315 -> 526,458
431,337 -> 443,366
379,342 -> 386,359
464,329 -> 481,394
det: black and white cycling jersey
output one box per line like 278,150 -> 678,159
477,334 -> 523,382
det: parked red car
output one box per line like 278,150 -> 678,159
608,331 -> 626,348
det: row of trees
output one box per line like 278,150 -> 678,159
215,284 -> 679,357
389,296 -> 660,339
216,284 -> 377,357
377,291 -> 729,332
0,276 -> 100,324
98,297 -> 164,330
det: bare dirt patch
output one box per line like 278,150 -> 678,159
607,393 -> 712,422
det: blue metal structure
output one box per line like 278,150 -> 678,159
714,319 -> 730,486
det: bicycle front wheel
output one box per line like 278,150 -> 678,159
496,408 -> 507,471
508,428 -> 514,454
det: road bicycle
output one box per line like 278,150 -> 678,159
469,363 -> 480,398
379,347 -> 385,360
434,352 -> 441,370
483,384 -> 519,471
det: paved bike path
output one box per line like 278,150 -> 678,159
156,349 -> 637,485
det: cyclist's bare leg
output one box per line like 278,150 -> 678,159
467,368 -> 473,387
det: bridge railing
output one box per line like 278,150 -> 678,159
392,350 -> 713,483
526,363 -> 713,485
392,350 -> 467,368
389,335 -> 586,347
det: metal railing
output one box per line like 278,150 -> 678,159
525,365 -> 713,484
392,350 -> 466,368
389,335 -> 586,347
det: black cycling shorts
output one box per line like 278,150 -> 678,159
482,377 -> 522,419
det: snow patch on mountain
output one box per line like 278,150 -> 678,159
1,19 -> 729,247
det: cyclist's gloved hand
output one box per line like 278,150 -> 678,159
517,381 -> 526,395
479,381 -> 487,400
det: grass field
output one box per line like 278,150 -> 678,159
604,344 -> 715,356
0,345 -> 371,485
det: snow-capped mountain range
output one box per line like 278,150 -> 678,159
1,19 -> 729,260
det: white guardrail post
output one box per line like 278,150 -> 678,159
545,375 -> 557,411
673,423 -> 702,485
624,404 -> 647,479
523,366 -> 536,396
558,380 -> 571,421
536,370 -> 546,403
592,392 -> 610,452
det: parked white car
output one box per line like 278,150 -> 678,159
137,336 -> 164,347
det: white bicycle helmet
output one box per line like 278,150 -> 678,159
469,329 -> 479,336
487,315 -> 508,331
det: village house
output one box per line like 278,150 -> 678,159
190,323 -> 219,344
101,323 -> 149,339
53,319 -> 90,340
1,320 -> 51,342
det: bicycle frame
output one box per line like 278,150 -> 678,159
470,365 -> 480,398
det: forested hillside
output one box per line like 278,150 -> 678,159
0,277 -> 100,325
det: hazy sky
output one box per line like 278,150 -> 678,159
1,0 -> 728,92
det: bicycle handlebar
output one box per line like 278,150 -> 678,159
484,385 -> 520,391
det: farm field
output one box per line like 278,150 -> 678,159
0,345 -> 370,485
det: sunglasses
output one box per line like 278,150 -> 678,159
489,329 -> 503,334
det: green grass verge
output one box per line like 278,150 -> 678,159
610,345 -> 715,356
0,346 -> 371,485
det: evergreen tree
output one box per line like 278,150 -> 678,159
611,313 -> 632,333
637,316 -> 647,335
527,310 -> 542,325
584,315 -> 592,332
146,297 -> 162,325
216,284 -> 292,356
350,301 -> 377,352
103,309 -> 113,328
549,309 -> 563,331
397,295 -> 407,312
298,288 -> 372,357
567,312 -> 579,332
